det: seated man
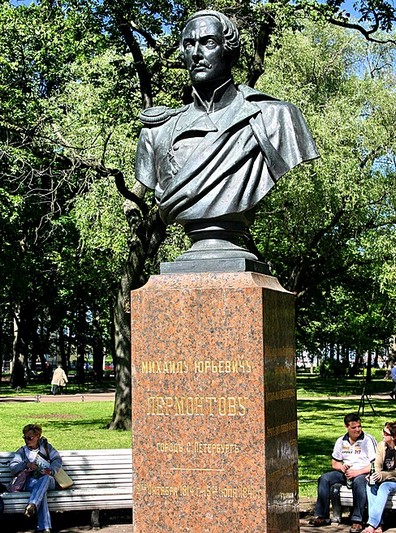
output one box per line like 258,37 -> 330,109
309,413 -> 377,532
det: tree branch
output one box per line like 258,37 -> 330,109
329,17 -> 396,44
128,19 -> 157,49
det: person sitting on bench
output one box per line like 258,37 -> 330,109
10,423 -> 62,533
309,413 -> 377,533
363,421 -> 396,533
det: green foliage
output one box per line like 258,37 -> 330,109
0,1 -> 135,372
318,358 -> 349,378
252,20 -> 396,354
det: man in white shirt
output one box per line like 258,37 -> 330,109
309,413 -> 377,533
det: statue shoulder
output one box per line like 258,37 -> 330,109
239,85 -> 308,133
238,84 -> 299,113
238,84 -> 280,103
139,105 -> 189,126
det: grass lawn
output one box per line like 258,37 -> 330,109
297,371 -> 392,398
1,372 -> 395,499
0,401 -> 131,452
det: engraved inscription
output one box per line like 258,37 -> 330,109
156,442 -> 184,453
136,482 -> 263,499
191,442 -> 240,454
266,389 -> 295,401
266,421 -> 297,438
141,360 -> 188,373
147,396 -> 248,416
194,360 -> 252,373
139,359 -> 252,374
156,441 -> 241,453
267,465 -> 297,482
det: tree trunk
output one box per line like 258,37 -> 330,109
0,319 -> 4,383
108,208 -> 166,430
109,272 -> 134,430
11,302 -> 26,389
366,350 -> 372,382
58,325 -> 68,369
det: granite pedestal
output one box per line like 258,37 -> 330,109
131,271 -> 298,532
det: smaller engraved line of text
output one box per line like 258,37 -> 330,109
170,467 -> 225,472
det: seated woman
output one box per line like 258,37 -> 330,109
10,423 -> 62,533
364,421 -> 396,533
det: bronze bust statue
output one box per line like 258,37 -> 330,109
135,10 -> 319,271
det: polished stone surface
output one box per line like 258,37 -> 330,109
131,272 -> 298,532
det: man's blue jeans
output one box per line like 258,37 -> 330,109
366,481 -> 396,528
314,470 -> 368,522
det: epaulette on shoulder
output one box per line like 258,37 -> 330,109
139,105 -> 189,126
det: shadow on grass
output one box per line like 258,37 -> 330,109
297,374 -> 393,397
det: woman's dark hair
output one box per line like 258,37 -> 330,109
384,422 -> 396,438
23,424 -> 42,437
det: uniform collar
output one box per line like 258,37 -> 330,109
192,79 -> 237,113
173,87 -> 260,142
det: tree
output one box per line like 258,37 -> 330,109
0,1 -> 118,386
252,20 -> 396,361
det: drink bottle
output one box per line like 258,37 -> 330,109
368,462 -> 376,486
345,464 -> 352,489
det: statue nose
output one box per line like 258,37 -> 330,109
192,41 -> 202,58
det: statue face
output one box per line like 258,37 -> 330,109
181,16 -> 232,88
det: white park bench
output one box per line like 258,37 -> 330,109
330,484 -> 396,522
0,448 -> 132,528
339,484 -> 396,510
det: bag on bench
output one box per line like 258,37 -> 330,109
42,438 -> 73,489
54,468 -> 73,489
6,469 -> 32,492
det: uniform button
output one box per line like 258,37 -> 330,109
173,144 -> 179,151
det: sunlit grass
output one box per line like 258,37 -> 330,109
297,372 -> 392,398
0,401 -> 131,451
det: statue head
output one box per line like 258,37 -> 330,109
180,10 -> 240,88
